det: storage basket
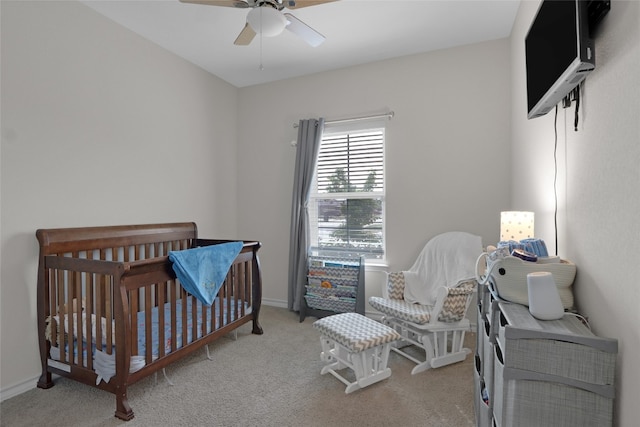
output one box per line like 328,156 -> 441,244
308,265 -> 359,281
305,285 -> 356,299
304,294 -> 356,313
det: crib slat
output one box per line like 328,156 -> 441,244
201,295 -> 208,339
157,281 -> 166,359
129,289 -> 139,356
171,282 -> 177,353
57,269 -> 67,363
218,282 -> 225,329
95,272 -> 105,353
238,261 -> 245,317
209,296 -> 216,334
228,270 -> 233,321
237,263 -> 243,318
144,285 -> 153,361
231,266 -> 238,321
191,294 -> 198,343
246,261 -> 252,315
74,270 -> 84,366
181,287 -> 188,349
104,271 -> 113,354
44,267 -> 54,349
85,267 -> 94,371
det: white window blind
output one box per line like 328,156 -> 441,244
309,125 -> 385,259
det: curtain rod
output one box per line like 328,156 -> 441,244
293,111 -> 394,128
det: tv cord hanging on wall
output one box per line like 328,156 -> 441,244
553,106 -> 559,256
573,87 -> 580,131
554,83 -> 583,255
562,85 -> 581,131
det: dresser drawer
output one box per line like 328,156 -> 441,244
493,343 -> 614,427
496,302 -> 617,386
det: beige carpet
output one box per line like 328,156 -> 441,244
1,306 -> 476,427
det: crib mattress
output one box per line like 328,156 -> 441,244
49,297 -> 249,372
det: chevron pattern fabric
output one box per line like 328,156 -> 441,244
313,312 -> 400,353
438,280 -> 475,322
370,280 -> 476,324
369,296 -> 432,325
386,272 -> 405,300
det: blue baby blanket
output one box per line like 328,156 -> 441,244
169,242 -> 244,306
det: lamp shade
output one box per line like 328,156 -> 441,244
247,7 -> 287,37
500,211 -> 534,241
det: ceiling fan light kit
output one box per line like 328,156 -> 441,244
247,6 -> 287,36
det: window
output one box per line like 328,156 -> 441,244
309,123 -> 385,260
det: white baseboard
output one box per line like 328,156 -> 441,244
260,300 -> 381,320
261,298 -> 287,309
1,375 -> 39,402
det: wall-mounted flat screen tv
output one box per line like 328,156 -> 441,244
526,0 -> 594,119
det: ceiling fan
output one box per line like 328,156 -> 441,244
179,0 -> 336,47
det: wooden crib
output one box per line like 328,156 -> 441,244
35,222 -> 262,421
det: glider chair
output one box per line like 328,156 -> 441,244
369,231 -> 482,374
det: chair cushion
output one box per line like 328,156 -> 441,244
312,312 -> 400,353
369,296 -> 432,325
371,280 -> 476,324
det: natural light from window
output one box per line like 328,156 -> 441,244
309,124 -> 385,260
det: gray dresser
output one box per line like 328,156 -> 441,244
474,284 -> 618,427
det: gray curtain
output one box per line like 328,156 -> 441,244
288,118 -> 324,312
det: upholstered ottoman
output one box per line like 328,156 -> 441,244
312,312 -> 401,393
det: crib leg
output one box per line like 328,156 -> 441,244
37,370 -> 54,389
251,315 -> 263,335
114,390 -> 134,421
37,341 -> 53,389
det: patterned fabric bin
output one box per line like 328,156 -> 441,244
304,295 -> 356,313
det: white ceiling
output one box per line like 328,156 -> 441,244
81,0 -> 520,88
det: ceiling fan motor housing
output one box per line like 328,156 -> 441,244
255,1 -> 284,10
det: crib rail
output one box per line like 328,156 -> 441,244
121,244 -> 262,378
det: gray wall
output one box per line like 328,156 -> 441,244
510,1 -> 640,425
5,0 -> 637,424
236,40 -> 512,307
1,1 -> 239,394
1,0 -> 512,399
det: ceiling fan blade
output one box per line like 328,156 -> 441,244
284,13 -> 325,47
179,0 -> 251,8
283,0 -> 337,9
234,22 -> 257,45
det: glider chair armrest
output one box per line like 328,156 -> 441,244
433,280 -> 476,323
385,271 -> 406,300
